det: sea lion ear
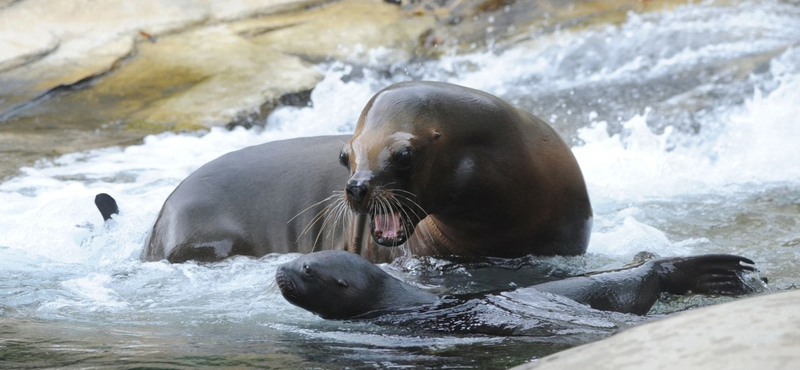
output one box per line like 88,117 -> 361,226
337,279 -> 349,287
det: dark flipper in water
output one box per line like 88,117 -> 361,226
533,254 -> 757,315
95,193 -> 119,221
656,254 -> 757,295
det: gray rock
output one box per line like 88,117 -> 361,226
513,289 -> 800,370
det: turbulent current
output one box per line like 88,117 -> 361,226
1,1 -> 799,369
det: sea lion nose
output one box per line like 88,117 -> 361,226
346,170 -> 373,209
346,180 -> 369,203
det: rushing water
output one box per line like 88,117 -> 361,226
2,1 -> 800,369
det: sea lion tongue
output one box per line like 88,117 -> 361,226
374,213 -> 402,239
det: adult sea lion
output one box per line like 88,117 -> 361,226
340,81 -> 592,258
141,135 -> 399,263
275,250 -> 758,320
138,81 -> 591,263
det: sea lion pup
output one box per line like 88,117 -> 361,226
275,250 -> 758,320
339,81 -> 593,258
141,135 -> 398,263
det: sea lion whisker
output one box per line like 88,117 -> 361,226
321,201 -> 343,251
345,205 -> 360,252
307,195 -> 348,251
389,188 -> 417,197
389,192 -> 428,219
390,194 -> 426,215
387,193 -> 435,247
335,199 -> 354,250
384,196 -> 404,248
383,195 -> 408,247
267,277 -> 281,295
382,193 -> 408,247
313,198 -> 348,252
311,210 -> 333,252
326,197 -> 349,243
309,212 -> 330,252
375,193 -> 394,245
296,208 -> 329,244
376,192 -> 389,220
390,194 -> 431,250
297,195 -> 342,243
391,197 -> 415,244
295,192 -> 344,241
381,184 -> 423,205
367,191 -> 376,217
289,192 -> 341,223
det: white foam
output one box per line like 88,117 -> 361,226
265,64 -> 379,134
57,273 -> 129,311
574,50 -> 800,207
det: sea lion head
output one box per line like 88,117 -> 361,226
275,250 -> 388,319
340,81 -> 518,247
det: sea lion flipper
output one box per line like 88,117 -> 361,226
94,193 -> 119,221
532,253 -> 761,315
655,254 -> 759,296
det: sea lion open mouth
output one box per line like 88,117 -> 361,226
341,180 -> 420,247
370,208 -> 413,246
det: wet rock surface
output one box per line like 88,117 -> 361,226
512,289 -> 800,370
0,0 -> 432,179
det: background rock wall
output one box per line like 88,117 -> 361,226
0,0 -> 685,179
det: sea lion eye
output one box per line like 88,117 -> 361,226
393,148 -> 413,168
302,263 -> 313,277
339,150 -> 350,169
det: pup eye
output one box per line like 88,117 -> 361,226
302,263 -> 313,277
339,150 -> 350,168
393,148 -> 413,168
